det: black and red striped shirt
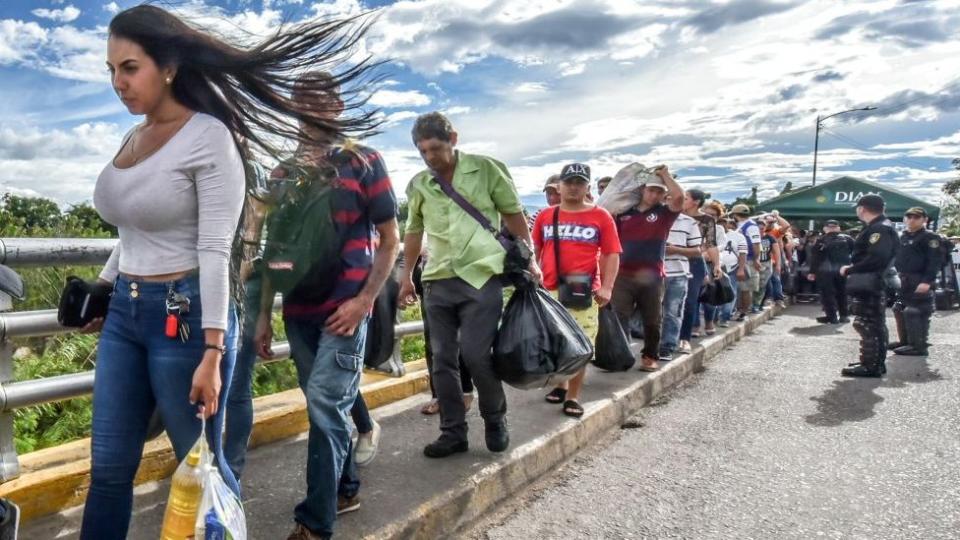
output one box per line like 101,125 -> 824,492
282,144 -> 397,321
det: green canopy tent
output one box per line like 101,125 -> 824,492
756,176 -> 940,223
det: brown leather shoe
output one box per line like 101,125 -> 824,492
337,494 -> 360,515
286,522 -> 328,540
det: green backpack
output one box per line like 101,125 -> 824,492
262,162 -> 344,299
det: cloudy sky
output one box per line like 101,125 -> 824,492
1,0 -> 958,208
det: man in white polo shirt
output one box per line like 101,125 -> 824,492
730,204 -> 762,321
660,210 -> 702,358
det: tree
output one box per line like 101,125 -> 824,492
65,203 -> 118,236
941,158 -> 960,236
0,194 -> 61,230
727,186 -> 759,213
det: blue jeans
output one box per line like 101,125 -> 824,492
285,316 -> 368,537
766,271 -> 785,302
680,258 -> 707,340
224,273 -> 263,480
660,276 -> 689,354
720,269 -> 740,322
224,273 -> 374,481
81,275 -> 239,540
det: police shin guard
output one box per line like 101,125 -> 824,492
895,306 -> 929,356
844,305 -> 885,377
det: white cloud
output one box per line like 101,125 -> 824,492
559,63 -> 585,77
0,122 -> 126,204
443,106 -> 472,115
369,89 -> 431,108
382,110 -> 419,127
31,5 -> 81,23
102,2 -> 120,15
0,20 -> 47,64
514,82 -> 548,93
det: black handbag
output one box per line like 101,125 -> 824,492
844,272 -> 882,297
433,177 -> 532,286
58,276 -> 113,327
553,207 -> 593,310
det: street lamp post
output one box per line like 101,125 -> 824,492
812,106 -> 877,186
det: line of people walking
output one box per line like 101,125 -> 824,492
55,5 -> 944,540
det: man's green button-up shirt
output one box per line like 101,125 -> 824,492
405,152 -> 523,289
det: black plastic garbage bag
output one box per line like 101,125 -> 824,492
364,272 -> 400,369
698,274 -> 735,306
593,305 -> 635,371
493,285 -> 593,389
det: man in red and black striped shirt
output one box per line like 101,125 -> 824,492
254,74 -> 399,540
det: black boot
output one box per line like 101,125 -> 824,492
423,435 -> 468,458
484,420 -> 510,453
894,345 -> 927,356
841,363 -> 883,377
816,315 -> 839,324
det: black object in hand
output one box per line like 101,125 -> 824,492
58,276 -> 112,327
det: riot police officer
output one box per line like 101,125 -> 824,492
839,195 -> 897,377
807,220 -> 855,323
889,207 -> 940,356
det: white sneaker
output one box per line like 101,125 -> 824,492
678,340 -> 692,354
355,419 -> 381,467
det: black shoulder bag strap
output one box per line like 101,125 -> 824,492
552,206 -> 562,277
433,176 -> 512,250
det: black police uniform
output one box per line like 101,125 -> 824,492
936,234 -> 959,309
891,229 -> 940,355
843,214 -> 897,377
809,231 -> 855,322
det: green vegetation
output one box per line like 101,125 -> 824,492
1,194 -> 426,453
941,159 -> 960,237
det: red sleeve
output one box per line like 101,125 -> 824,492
598,208 -> 622,254
532,209 -> 547,251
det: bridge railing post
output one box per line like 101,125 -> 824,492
0,291 -> 21,481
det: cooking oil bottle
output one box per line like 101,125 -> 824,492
160,426 -> 208,539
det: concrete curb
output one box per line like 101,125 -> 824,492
0,360 -> 430,522
370,306 -> 784,539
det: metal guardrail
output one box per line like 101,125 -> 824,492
0,238 -> 423,481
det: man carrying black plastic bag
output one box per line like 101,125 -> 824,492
493,285 -> 594,389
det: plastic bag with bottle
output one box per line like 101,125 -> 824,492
194,460 -> 247,540
159,413 -> 247,540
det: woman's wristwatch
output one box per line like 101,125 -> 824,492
203,343 -> 227,355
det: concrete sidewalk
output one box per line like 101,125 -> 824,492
22,306 -> 783,539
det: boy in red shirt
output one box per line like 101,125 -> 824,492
532,163 -> 622,417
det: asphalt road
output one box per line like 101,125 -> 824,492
476,304 -> 960,540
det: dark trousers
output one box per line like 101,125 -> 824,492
423,277 -> 505,440
816,271 -> 848,319
414,261 -> 474,396
680,257 -> 707,341
894,273 -> 934,350
850,292 -> 887,369
611,271 -> 665,360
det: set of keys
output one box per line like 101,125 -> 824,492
164,287 -> 191,343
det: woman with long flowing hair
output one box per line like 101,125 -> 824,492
83,5 -> 381,538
